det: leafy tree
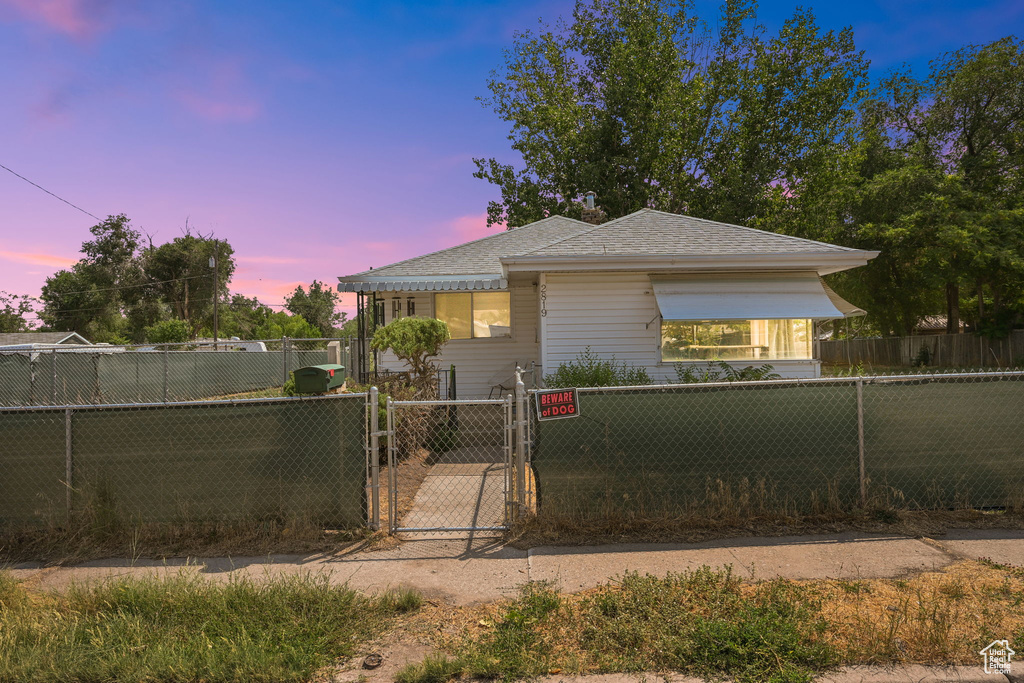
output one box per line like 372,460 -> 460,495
473,0 -> 867,227
39,215 -> 144,340
252,311 -> 320,340
0,292 -> 34,332
772,38 -> 1024,337
144,319 -> 190,344
142,231 -> 234,337
216,295 -> 274,339
285,280 -> 346,337
371,317 -> 450,384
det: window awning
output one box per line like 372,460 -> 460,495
337,275 -> 507,293
650,273 -> 866,320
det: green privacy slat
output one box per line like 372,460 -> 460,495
0,396 -> 366,528
532,383 -> 861,517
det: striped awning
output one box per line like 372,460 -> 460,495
337,275 -> 507,293
650,272 -> 865,320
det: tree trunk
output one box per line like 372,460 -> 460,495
977,279 -> 984,323
946,282 -> 960,334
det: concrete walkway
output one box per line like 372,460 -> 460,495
397,462 -> 507,536
7,529 -> 1024,606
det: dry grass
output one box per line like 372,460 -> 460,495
0,512 -> 368,565
816,560 -> 1024,665
399,560 -> 1024,683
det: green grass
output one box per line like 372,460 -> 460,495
398,567 -> 835,683
0,571 -> 420,683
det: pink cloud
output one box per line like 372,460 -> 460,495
236,255 -> 303,265
0,249 -> 77,268
230,278 -> 306,305
361,241 -> 399,252
450,212 -> 499,242
175,90 -> 261,123
0,0 -> 114,39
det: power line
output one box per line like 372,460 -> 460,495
37,295 -> 290,316
43,273 -> 212,298
0,162 -> 101,221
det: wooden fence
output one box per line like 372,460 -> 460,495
819,330 -> 1024,368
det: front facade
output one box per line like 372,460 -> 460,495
339,210 -> 878,398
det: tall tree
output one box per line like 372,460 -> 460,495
0,292 -> 34,333
473,0 -> 867,227
142,231 -> 235,337
284,280 -> 346,337
39,214 -> 144,341
218,294 -> 274,339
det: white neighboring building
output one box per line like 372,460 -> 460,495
0,331 -> 93,353
338,209 -> 878,398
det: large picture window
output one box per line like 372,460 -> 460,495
661,319 -> 811,361
434,292 -> 511,340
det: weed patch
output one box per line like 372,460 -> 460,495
0,571 -> 420,683
399,568 -> 834,683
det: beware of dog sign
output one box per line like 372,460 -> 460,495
535,388 -> 581,421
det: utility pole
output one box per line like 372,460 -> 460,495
210,239 -> 219,351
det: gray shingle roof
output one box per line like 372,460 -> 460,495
518,209 -> 860,257
343,215 -> 593,277
0,331 -> 90,346
340,209 -> 864,280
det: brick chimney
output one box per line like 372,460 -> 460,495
581,190 -> 607,225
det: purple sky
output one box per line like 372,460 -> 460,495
2,0 -> 1022,323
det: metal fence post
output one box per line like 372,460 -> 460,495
92,353 -> 100,404
29,352 -> 36,406
162,346 -> 170,402
385,395 -> 396,533
368,386 -> 381,531
514,367 -> 527,516
282,336 -> 290,385
51,348 -> 57,405
856,379 -> 866,506
65,408 -> 73,518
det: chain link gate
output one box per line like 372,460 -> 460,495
380,397 -> 511,533
362,370 -> 533,534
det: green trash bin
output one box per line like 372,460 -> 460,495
293,364 -> 346,394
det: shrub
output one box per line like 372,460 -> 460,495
675,360 -> 781,383
545,347 -> 653,388
913,344 -> 931,367
371,317 -> 450,393
144,319 -> 190,344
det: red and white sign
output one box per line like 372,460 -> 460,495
535,388 -> 581,421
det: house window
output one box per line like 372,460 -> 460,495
434,292 -> 511,340
392,297 -> 402,321
374,300 -> 385,327
661,319 -> 812,361
407,297 -> 416,316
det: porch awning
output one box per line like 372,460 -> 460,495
337,275 -> 507,293
650,273 -> 866,320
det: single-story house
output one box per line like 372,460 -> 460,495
338,208 -> 878,397
0,331 -> 93,352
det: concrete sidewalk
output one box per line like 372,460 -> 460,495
7,529 -> 1024,605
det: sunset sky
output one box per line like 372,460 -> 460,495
2,0 -> 1023,322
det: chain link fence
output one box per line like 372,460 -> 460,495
527,371 -> 1024,522
384,398 -> 513,533
0,337 -> 356,407
0,393 -> 369,529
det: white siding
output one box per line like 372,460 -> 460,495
541,272 -> 820,381
376,279 -> 540,398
